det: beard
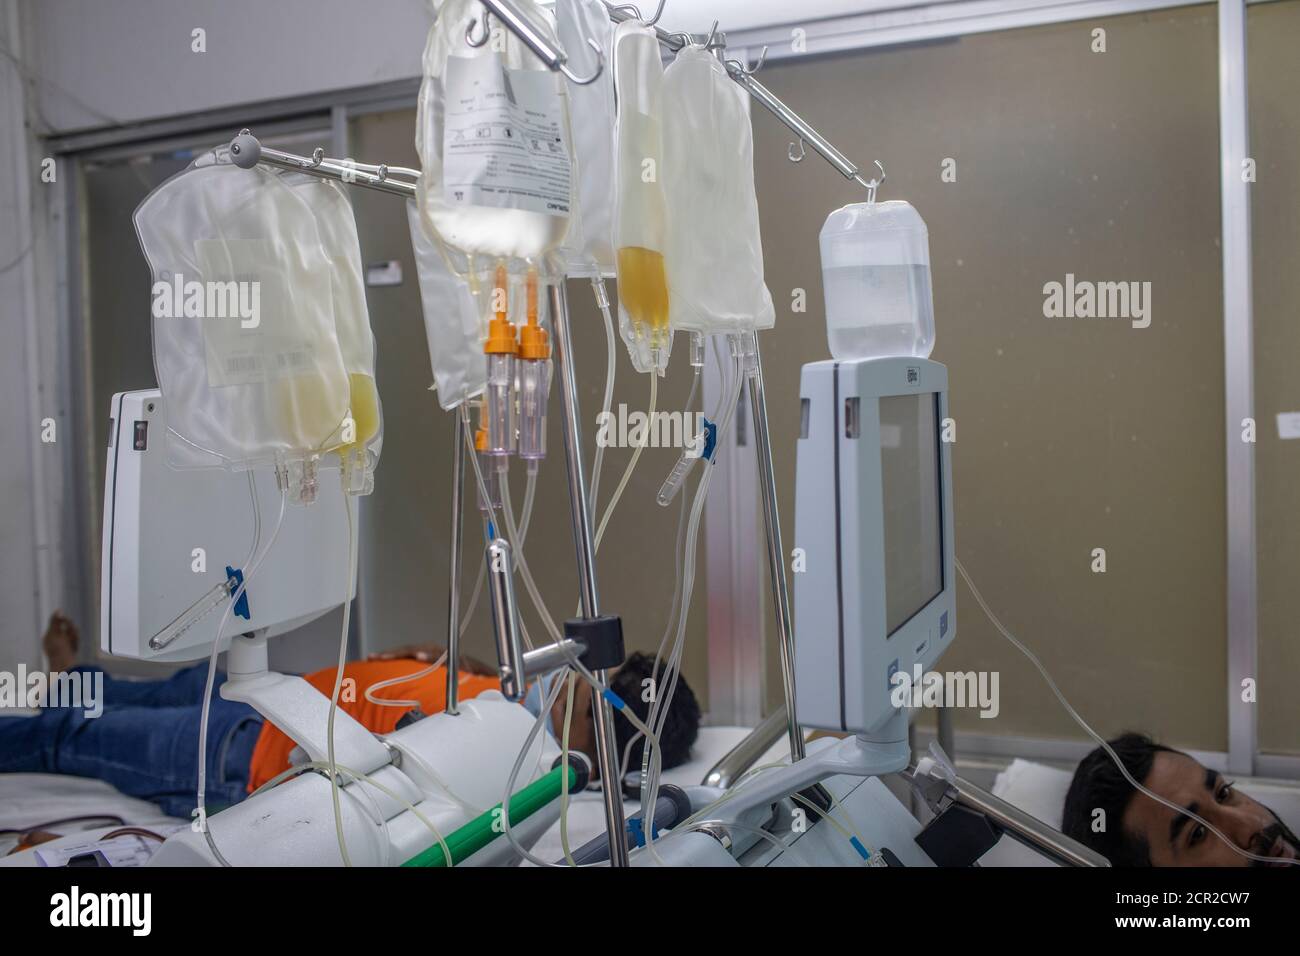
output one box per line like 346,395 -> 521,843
1248,813 -> 1300,868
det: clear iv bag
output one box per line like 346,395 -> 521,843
556,0 -> 616,278
407,200 -> 489,411
663,45 -> 776,335
415,0 -> 576,266
612,18 -> 671,374
284,174 -> 385,494
134,147 -> 351,480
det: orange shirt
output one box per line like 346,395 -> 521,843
246,660 -> 500,792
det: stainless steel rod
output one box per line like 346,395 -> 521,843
522,639 -> 587,680
480,0 -> 565,67
726,69 -> 860,181
229,132 -> 419,198
445,413 -> 466,715
701,710 -> 788,789
258,148 -> 418,197
746,322 -> 803,761
946,777 -> 1110,868
487,538 -> 525,700
591,8 -> 865,183
548,279 -> 630,868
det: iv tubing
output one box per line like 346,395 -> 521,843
195,484 -> 288,867
956,559 -> 1297,867
326,489 -> 360,866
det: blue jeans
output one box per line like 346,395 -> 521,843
0,664 -> 263,819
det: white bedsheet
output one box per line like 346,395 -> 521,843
0,772 -> 184,858
0,725 -> 778,864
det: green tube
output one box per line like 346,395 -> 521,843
403,764 -> 574,868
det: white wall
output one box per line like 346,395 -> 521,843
22,0 -> 909,134
1,0 -> 77,672
0,3 -> 41,673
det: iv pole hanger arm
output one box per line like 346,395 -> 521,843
228,130 -> 419,198
471,0 -> 606,85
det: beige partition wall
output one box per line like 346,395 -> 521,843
751,5 -> 1233,752
347,110 -> 711,707
1249,1 -> 1300,758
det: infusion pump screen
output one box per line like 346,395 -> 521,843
880,392 -> 944,636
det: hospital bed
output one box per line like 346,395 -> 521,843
0,725 -> 768,867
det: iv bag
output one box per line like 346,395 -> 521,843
556,0 -> 616,278
406,200 -> 487,411
612,18 -> 671,374
819,200 -> 935,360
415,0 -> 575,265
134,147 -> 351,483
663,46 -> 775,335
285,174 -> 385,494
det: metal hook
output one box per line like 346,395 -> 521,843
704,19 -> 720,49
603,0 -> 665,24
726,45 -> 768,76
559,37 -> 605,85
466,8 -> 491,48
853,160 -> 886,201
308,147 -> 324,169
788,138 -> 806,163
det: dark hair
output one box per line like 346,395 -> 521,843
608,652 -> 701,773
1062,732 -> 1179,866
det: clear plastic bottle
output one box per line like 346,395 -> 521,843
474,415 -> 503,513
483,262 -> 517,456
516,268 -> 551,461
819,200 -> 935,360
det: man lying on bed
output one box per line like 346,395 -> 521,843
0,612 -> 700,824
1062,732 -> 1299,867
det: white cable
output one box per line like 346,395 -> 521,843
594,370 -> 657,551
255,759 -> 452,868
673,819 -> 818,867
326,489 -> 360,866
956,558 -> 1297,867
640,347 -> 743,854
195,484 -> 288,867
364,652 -> 449,709
460,404 -> 499,535
559,670 -> 579,866
589,277 -> 617,516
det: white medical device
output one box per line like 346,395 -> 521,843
793,355 -> 955,740
95,390 -> 565,867
100,389 -> 352,663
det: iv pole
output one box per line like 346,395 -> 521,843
228,128 -> 633,867
225,0 -> 882,865
476,0 -> 889,770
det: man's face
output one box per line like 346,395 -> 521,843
1122,751 -> 1300,866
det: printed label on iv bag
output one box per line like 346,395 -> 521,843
441,55 -> 572,217
194,239 -> 316,389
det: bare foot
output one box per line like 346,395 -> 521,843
42,611 -> 79,673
